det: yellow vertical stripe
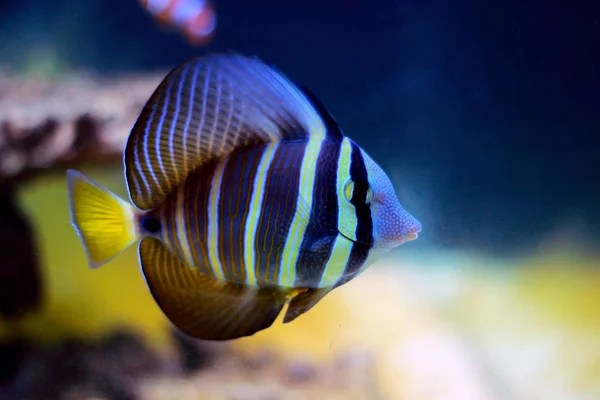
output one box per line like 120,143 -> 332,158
175,183 -> 194,266
279,132 -> 325,287
243,143 -> 279,286
318,234 -> 353,288
336,138 -> 358,241
207,158 -> 227,280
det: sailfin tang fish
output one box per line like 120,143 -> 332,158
67,53 -> 422,341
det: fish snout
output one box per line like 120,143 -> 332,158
375,206 -> 422,249
402,215 -> 421,242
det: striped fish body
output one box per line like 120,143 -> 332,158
148,137 -> 372,291
67,53 -> 422,341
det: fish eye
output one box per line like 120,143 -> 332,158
365,186 -> 375,204
343,180 -> 355,203
343,180 -> 374,205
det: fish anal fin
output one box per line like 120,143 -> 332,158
283,288 -> 330,324
139,237 -> 287,340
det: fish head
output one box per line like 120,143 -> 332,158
363,149 -> 421,250
339,142 -> 421,251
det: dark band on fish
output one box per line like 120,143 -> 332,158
187,159 -> 217,274
324,141 -> 374,286
218,146 -> 264,282
349,141 -> 374,248
294,139 -> 342,287
334,243 -> 370,288
255,142 -> 306,285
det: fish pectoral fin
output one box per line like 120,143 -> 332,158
283,287 -> 330,324
139,237 -> 287,341
267,166 -> 330,242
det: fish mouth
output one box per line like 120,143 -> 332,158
401,217 -> 422,243
405,232 -> 419,241
337,216 -> 422,247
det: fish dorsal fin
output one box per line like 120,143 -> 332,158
298,85 -> 344,140
125,53 -> 329,210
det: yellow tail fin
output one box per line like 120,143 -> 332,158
67,169 -> 139,269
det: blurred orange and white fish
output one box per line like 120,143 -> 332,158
139,0 -> 217,45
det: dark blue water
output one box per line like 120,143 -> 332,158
1,0 -> 598,256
